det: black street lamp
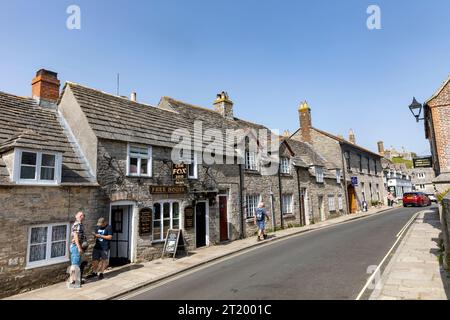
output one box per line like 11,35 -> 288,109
409,97 -> 424,122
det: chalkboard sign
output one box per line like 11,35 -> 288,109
184,206 -> 194,229
161,229 -> 185,260
139,208 -> 152,236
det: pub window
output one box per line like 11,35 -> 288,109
152,201 -> 181,242
187,151 -> 198,179
358,155 -> 363,172
328,196 -> 336,212
27,223 -> 70,268
127,144 -> 152,177
338,195 -> 343,210
367,157 -> 371,174
336,169 -> 342,184
245,151 -> 258,171
15,149 -> 62,185
344,152 -> 351,171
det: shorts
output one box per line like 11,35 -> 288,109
256,220 -> 266,231
70,244 -> 81,266
92,248 -> 109,261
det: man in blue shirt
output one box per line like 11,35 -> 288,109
90,217 -> 113,280
254,202 -> 270,241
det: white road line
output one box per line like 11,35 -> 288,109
355,210 -> 422,300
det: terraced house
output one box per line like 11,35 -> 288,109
291,101 -> 385,213
1,69 -> 349,297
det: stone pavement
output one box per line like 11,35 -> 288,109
370,208 -> 450,300
5,205 -> 396,300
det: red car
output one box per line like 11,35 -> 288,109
403,192 -> 431,207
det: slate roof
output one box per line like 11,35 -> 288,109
0,91 -> 95,185
65,83 -> 276,157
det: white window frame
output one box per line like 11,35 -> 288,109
246,194 -> 261,218
127,144 -> 152,177
282,194 -> 293,215
245,151 -> 259,171
280,157 -> 291,174
26,222 -> 70,269
328,196 -> 336,212
315,166 -> 324,183
152,200 -> 181,243
338,195 -> 343,210
187,151 -> 199,179
14,149 -> 62,185
336,169 -> 342,184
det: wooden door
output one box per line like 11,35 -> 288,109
219,196 -> 228,242
348,185 -> 357,214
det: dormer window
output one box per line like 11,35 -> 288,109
14,149 -> 62,185
315,166 -> 324,183
280,157 -> 291,174
245,151 -> 259,171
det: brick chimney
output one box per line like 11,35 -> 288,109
299,101 -> 312,143
349,129 -> 356,144
377,141 -> 385,156
31,69 -> 60,107
213,91 -> 234,120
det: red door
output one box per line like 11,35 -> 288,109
219,196 -> 228,242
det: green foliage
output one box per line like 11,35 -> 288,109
437,189 -> 450,203
391,157 -> 413,169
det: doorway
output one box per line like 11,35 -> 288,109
196,201 -> 207,248
318,196 -> 325,222
347,185 -> 357,214
219,196 -> 228,242
300,188 -> 307,226
110,205 -> 132,266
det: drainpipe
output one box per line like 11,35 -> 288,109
296,167 -> 304,226
239,163 -> 245,239
278,164 -> 284,229
340,143 -> 350,215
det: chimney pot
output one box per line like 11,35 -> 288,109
131,92 -> 137,102
31,69 -> 60,107
349,129 -> 356,144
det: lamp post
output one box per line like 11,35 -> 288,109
408,97 -> 424,122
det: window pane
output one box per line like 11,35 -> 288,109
31,227 -> 48,244
140,158 -> 148,175
41,154 -> 55,167
20,166 -> 36,179
163,203 -> 170,219
129,158 -> 138,174
29,244 -> 46,262
173,219 -> 179,229
130,145 -> 148,156
21,152 -> 37,165
52,225 -> 67,241
153,203 -> 161,220
40,167 -> 55,181
163,219 -> 170,238
173,203 -> 179,219
51,241 -> 66,258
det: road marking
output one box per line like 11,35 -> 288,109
355,210 -> 422,300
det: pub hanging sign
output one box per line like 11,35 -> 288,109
172,162 -> 188,185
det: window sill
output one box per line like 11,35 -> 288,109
280,173 -> 293,177
126,175 -> 152,178
244,170 -> 261,175
26,257 -> 70,270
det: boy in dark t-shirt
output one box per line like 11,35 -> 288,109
90,217 -> 113,280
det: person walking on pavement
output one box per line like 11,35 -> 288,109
89,217 -> 113,280
69,211 -> 88,288
254,202 -> 269,241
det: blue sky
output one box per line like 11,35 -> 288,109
1,0 -> 449,155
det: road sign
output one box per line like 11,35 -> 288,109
351,176 -> 358,186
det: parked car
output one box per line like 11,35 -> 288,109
403,192 -> 431,207
427,194 -> 438,203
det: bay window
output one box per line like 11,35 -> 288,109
152,201 -> 180,242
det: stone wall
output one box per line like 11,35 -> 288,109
440,192 -> 450,269
0,185 -> 105,298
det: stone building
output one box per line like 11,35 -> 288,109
0,70 -> 104,298
423,75 -> 450,192
381,159 -> 412,199
407,167 -> 435,195
291,102 -> 385,213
